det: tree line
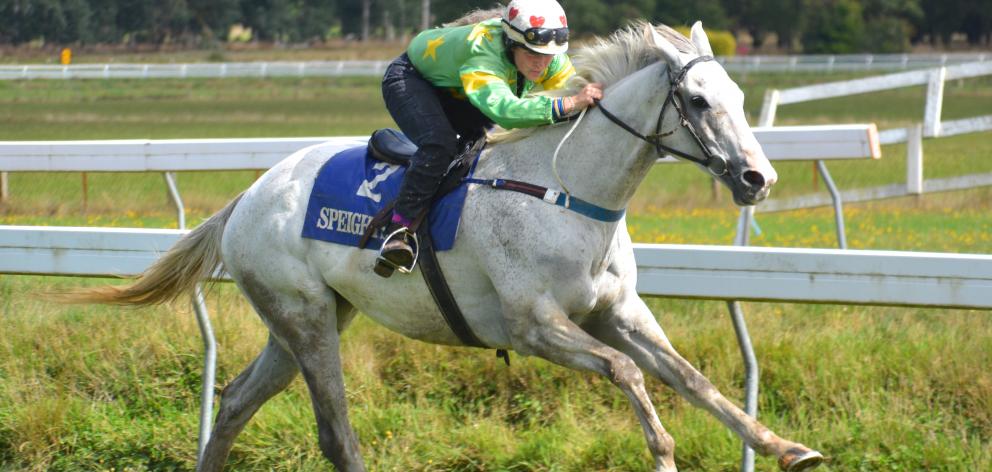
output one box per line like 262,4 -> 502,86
1,0 -> 989,53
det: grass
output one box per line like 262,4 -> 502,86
0,71 -> 990,471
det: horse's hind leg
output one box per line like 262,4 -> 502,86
583,294 -> 824,472
197,335 -> 298,472
237,272 -> 366,471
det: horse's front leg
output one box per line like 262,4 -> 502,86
507,294 -> 678,472
582,291 -> 824,472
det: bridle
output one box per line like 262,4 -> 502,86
594,55 -> 729,177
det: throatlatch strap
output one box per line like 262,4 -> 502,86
464,178 -> 626,223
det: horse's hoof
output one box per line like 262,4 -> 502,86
778,447 -> 824,471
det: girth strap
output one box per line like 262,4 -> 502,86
463,177 -> 626,223
417,224 -> 511,365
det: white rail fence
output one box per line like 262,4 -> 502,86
0,125 -> 879,208
2,54 -> 989,81
8,224 -> 985,306
723,52 -> 989,73
0,60 -> 391,80
2,226 -> 990,467
0,125 -> 881,471
759,61 -> 992,212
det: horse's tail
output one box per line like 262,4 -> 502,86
64,193 -> 245,306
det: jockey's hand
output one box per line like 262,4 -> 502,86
565,83 -> 604,113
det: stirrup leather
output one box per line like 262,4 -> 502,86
376,226 -> 419,275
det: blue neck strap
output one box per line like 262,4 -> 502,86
463,177 -> 626,223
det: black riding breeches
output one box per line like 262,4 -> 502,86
381,53 -> 492,221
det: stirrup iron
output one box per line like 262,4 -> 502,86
374,227 -> 419,277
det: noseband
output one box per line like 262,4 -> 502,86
594,55 -> 728,177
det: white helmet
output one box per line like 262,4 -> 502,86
501,0 -> 569,55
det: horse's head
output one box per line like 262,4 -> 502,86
646,22 -> 777,206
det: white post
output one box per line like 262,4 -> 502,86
758,89 -> 780,127
906,124 -> 924,195
924,67 -> 946,138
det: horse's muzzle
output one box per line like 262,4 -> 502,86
731,165 -> 776,206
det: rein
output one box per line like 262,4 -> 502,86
595,55 -> 728,177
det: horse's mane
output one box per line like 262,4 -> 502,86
490,21 -> 698,143
573,21 -> 697,90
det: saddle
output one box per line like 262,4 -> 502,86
367,128 -> 418,166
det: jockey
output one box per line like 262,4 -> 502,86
378,0 -> 604,276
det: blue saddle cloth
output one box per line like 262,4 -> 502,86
301,144 -> 480,251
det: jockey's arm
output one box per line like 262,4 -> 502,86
458,72 -> 554,129
458,54 -> 579,129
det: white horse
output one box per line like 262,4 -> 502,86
74,22 -> 824,472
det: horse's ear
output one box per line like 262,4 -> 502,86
645,23 -> 685,70
690,21 -> 714,57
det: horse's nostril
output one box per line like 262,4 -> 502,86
742,170 -> 765,188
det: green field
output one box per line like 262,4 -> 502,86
1,72 -> 990,471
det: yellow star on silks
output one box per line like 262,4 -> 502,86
423,37 -> 444,61
467,24 -> 494,44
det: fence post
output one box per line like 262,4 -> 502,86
0,172 -> 8,202
906,124 -> 924,195
758,89 -> 780,127
924,67 -> 946,138
729,206 -> 758,472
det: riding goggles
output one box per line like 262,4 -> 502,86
503,20 -> 569,46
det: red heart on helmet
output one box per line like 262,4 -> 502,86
530,16 -> 545,28
560,16 -> 567,27
508,7 -> 519,20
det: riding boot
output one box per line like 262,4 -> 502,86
375,223 -> 415,278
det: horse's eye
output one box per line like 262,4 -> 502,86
690,95 -> 709,109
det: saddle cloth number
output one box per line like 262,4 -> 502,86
356,162 -> 401,203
